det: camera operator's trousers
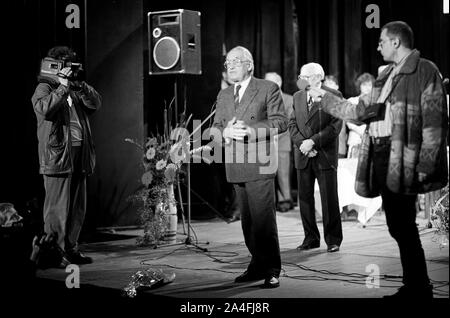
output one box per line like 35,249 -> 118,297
42,146 -> 86,253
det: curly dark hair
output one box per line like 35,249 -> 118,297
47,46 -> 77,61
355,73 -> 375,93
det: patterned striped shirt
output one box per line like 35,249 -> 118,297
369,51 -> 412,137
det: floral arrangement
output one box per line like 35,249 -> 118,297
125,134 -> 186,246
125,94 -> 215,246
125,99 -> 213,246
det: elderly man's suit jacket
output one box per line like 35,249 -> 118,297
213,77 -> 288,183
289,85 -> 343,170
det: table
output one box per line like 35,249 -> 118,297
313,158 -> 382,225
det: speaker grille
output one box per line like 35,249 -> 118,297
153,36 -> 180,70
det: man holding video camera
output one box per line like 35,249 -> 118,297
31,46 -> 101,267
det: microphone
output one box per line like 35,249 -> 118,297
443,78 -> 449,86
297,78 -> 310,91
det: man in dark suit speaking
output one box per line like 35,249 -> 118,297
289,63 -> 343,253
212,46 -> 287,288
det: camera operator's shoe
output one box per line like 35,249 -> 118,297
56,255 -> 71,269
66,251 -> 93,264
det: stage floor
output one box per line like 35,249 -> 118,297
36,208 -> 449,300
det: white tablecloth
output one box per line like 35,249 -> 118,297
314,158 -> 382,224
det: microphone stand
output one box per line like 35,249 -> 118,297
183,158 -> 207,251
161,76 -> 210,252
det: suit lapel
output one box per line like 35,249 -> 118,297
236,77 -> 258,120
294,90 -> 311,138
306,101 -> 319,124
222,86 -> 236,119
296,90 -> 308,125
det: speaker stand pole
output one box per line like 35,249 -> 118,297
163,76 -> 208,252
174,76 -> 178,122
183,94 -> 208,251
186,156 -> 192,243
183,160 -> 207,252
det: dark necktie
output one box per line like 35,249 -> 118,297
307,96 -> 313,112
234,84 -> 241,109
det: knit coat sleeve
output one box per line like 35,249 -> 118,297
415,61 -> 448,176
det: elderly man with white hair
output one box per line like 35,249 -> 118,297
213,46 -> 287,288
289,62 -> 343,253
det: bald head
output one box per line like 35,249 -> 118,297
225,46 -> 254,83
230,46 -> 253,62
300,63 -> 325,79
299,62 -> 325,88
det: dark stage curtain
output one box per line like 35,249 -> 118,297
294,0 -> 449,97
84,0 -> 145,228
5,0 -> 448,227
144,0 -> 297,219
295,0 -> 366,96
224,0 -> 298,94
144,0 -> 297,127
1,0 -> 85,216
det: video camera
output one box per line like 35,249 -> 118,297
39,57 -> 84,82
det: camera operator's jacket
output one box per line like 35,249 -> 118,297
31,76 -> 102,175
319,49 -> 448,197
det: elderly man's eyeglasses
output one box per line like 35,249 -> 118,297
298,75 -> 313,80
224,58 -> 249,69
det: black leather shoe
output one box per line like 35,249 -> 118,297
56,255 -> 71,269
297,241 -> 320,250
234,271 -> 265,283
277,202 -> 291,212
262,276 -> 280,288
227,214 -> 241,223
327,245 -> 340,253
67,251 -> 93,264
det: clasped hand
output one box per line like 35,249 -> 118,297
306,149 -> 318,157
223,117 -> 253,143
300,139 -> 315,155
